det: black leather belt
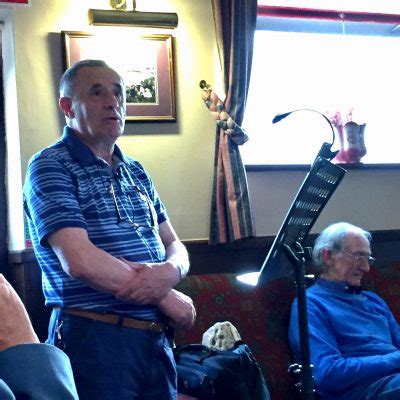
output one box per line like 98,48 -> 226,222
61,308 -> 166,333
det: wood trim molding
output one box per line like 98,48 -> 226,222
9,229 -> 400,274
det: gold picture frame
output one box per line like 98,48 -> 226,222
62,31 -> 176,122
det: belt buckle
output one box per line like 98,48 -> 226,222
150,322 -> 162,333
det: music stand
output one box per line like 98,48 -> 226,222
240,141 -> 346,400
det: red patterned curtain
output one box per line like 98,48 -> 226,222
209,0 -> 257,244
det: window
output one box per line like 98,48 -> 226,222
242,4 -> 400,168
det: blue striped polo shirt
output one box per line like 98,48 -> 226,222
23,126 -> 169,321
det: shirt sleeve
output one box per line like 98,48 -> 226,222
289,297 -> 400,395
385,301 -> 400,349
23,156 -> 87,248
0,343 -> 79,399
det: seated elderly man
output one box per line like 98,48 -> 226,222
289,222 -> 400,400
0,274 -> 78,399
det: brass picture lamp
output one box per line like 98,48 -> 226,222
88,0 -> 178,29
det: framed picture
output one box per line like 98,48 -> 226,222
0,0 -> 30,3
62,31 -> 176,122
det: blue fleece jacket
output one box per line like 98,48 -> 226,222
289,278 -> 400,399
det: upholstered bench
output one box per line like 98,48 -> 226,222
174,263 -> 400,400
175,273 -> 300,400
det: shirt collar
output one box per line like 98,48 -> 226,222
317,277 -> 362,295
61,126 -> 127,166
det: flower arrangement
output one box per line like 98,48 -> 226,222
327,108 -> 367,164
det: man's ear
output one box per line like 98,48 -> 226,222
322,249 -> 335,266
59,97 -> 74,119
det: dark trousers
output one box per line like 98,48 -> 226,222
47,309 -> 177,400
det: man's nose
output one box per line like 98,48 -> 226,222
104,91 -> 119,108
359,259 -> 370,272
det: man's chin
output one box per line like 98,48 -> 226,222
109,127 -> 124,138
349,278 -> 363,286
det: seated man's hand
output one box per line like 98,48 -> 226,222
115,260 -> 174,305
0,275 -> 39,351
157,289 -> 196,331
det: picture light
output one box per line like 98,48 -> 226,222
88,0 -> 178,29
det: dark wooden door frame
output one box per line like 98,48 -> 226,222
0,53 -> 8,274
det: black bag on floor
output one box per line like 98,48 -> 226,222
173,341 -> 271,400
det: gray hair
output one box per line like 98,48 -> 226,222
59,59 -> 110,98
312,222 -> 371,269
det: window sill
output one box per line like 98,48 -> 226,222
245,163 -> 400,172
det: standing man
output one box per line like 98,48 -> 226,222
24,59 -> 196,399
289,222 -> 400,400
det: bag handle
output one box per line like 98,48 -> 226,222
173,344 -> 218,362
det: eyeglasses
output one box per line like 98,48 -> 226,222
109,182 -> 155,230
341,249 -> 376,265
109,181 -> 163,263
